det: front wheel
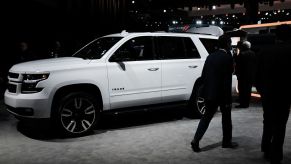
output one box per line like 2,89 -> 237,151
54,92 -> 100,136
188,83 -> 206,118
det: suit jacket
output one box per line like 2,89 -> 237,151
201,49 -> 234,104
235,49 -> 257,83
256,41 -> 291,103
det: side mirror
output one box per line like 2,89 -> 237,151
109,53 -> 127,71
117,62 -> 126,71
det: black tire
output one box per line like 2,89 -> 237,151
187,83 -> 206,118
53,92 -> 100,137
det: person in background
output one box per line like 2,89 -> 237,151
256,24 -> 291,164
15,41 -> 36,63
191,34 -> 238,152
235,40 -> 257,108
49,40 -> 66,58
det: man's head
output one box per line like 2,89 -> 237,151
218,34 -> 232,50
19,41 -> 28,52
241,41 -> 251,50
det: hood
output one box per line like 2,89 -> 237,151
10,57 -> 93,73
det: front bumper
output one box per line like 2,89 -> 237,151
4,90 -> 51,118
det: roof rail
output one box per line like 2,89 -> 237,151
120,30 -> 129,36
186,25 -> 224,37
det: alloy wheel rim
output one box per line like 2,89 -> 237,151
60,97 -> 96,134
196,96 -> 206,115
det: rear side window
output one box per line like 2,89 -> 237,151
156,36 -> 200,59
199,38 -> 218,54
184,37 -> 200,58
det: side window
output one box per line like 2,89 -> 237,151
156,37 -> 185,59
199,38 -> 219,54
184,37 -> 200,59
156,36 -> 200,59
109,36 -> 154,62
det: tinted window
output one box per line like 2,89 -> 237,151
110,36 -> 154,62
184,37 -> 200,58
156,36 -> 200,59
199,38 -> 218,54
73,37 -> 122,59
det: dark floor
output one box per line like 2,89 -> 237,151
0,98 -> 290,164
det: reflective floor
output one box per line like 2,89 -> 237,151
0,98 -> 290,164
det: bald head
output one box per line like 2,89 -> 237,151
242,41 -> 251,49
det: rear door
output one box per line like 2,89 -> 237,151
156,36 -> 204,103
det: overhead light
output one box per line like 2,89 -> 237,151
197,7 -> 201,10
212,6 -> 216,10
163,9 -> 167,13
172,20 -> 178,24
196,20 -> 202,25
132,1 -> 135,4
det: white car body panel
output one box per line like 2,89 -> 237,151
161,59 -> 204,102
107,60 -> 162,109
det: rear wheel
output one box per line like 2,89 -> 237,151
54,92 -> 100,136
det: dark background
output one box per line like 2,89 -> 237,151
0,0 -> 284,58
0,0 -> 289,98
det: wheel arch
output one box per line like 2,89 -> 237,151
187,77 -> 204,118
51,83 -> 103,117
191,77 -> 203,98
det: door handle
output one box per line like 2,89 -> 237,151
147,68 -> 159,71
188,65 -> 198,68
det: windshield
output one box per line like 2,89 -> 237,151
73,37 -> 122,59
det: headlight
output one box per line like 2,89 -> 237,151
21,73 -> 49,93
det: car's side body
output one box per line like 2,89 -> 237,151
4,31 -> 221,135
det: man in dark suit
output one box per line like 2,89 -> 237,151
256,24 -> 291,164
235,41 -> 257,108
191,34 -> 238,152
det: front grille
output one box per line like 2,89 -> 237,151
7,84 -> 17,93
8,72 -> 19,79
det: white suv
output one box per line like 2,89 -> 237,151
5,31 -> 219,136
